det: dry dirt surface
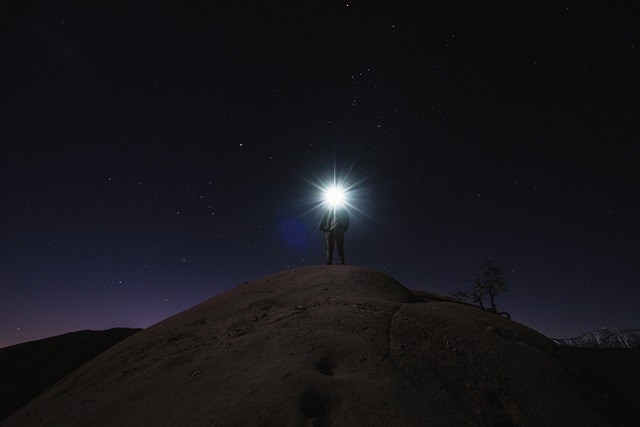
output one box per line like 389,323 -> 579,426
3,266 -> 638,426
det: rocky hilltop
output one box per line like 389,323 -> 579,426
3,266 -> 638,426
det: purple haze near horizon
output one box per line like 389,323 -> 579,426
1,2 -> 639,348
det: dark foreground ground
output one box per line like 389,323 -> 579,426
2,266 -> 639,426
0,328 -> 141,422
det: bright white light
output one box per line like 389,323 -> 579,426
323,185 -> 346,207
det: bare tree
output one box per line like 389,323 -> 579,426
452,260 -> 510,317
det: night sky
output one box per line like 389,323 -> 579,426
2,2 -> 639,348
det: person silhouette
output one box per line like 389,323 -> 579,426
319,205 -> 349,265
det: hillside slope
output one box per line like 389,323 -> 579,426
3,266 -> 638,426
0,328 -> 141,422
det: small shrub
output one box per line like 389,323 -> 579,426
452,260 -> 509,316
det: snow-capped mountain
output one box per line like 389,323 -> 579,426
553,327 -> 640,349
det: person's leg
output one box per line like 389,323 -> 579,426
325,231 -> 335,264
336,230 -> 345,264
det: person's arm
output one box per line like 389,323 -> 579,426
319,211 -> 328,231
342,210 -> 350,231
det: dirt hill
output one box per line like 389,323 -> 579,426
3,266 -> 638,426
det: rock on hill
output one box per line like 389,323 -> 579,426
3,266 -> 639,426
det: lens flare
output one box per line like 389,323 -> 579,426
294,157 -> 374,227
323,185 -> 346,207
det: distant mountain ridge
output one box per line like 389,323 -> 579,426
554,327 -> 640,349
